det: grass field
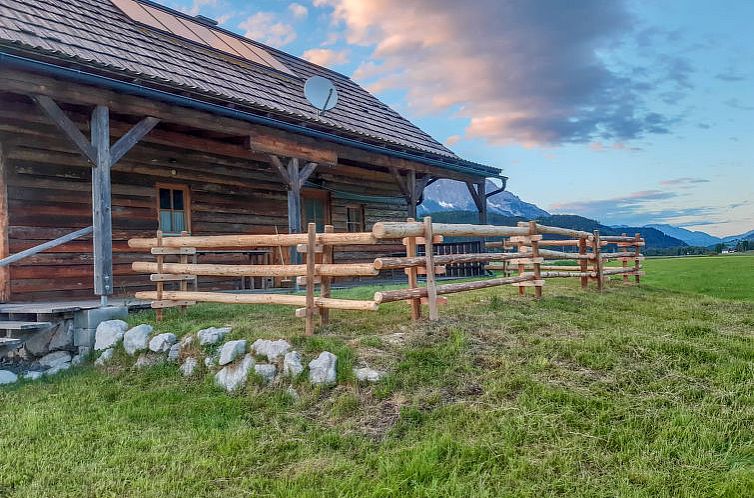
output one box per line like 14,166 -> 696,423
1,257 -> 753,497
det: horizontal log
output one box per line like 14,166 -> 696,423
602,268 -> 644,276
484,241 -> 511,249
538,248 -> 594,260
372,221 -> 530,239
535,239 -> 602,247
539,271 -> 596,278
149,274 -> 197,282
373,274 -> 535,303
129,232 -> 377,249
135,291 -> 379,311
132,262 -> 378,277
505,265 -> 584,271
151,300 -> 196,309
509,235 -> 543,243
601,252 -> 641,260
511,280 -> 545,287
601,235 -> 642,242
401,235 -> 443,245
531,224 -> 592,239
151,247 -> 197,255
374,251 -> 535,270
407,266 -> 446,275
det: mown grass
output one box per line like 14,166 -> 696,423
1,259 -> 753,497
643,254 -> 754,301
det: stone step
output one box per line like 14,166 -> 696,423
0,337 -> 23,349
0,321 -> 53,331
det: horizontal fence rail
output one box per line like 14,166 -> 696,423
128,218 -> 644,334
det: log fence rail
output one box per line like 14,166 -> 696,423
128,217 -> 645,334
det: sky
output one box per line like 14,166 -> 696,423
164,0 -> 753,237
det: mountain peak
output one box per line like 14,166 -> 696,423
420,179 -> 549,219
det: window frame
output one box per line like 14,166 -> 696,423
156,183 -> 191,235
345,204 -> 366,233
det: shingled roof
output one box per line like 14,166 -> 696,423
0,0 -> 500,176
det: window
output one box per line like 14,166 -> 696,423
302,190 -> 330,232
157,184 -> 190,234
346,205 -> 365,232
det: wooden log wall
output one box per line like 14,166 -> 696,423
0,93 -> 409,301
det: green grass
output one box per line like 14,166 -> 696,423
643,254 -> 754,301
1,259 -> 753,496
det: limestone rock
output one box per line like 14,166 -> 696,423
197,326 -> 231,346
78,346 -> 92,357
134,352 -> 165,369
123,324 -> 153,356
308,351 -> 337,385
0,370 -> 18,385
94,348 -> 115,366
45,361 -> 72,376
204,356 -> 216,369
283,351 -> 304,377
71,354 -> 85,366
254,363 -> 276,383
286,385 -> 300,401
180,357 -> 198,377
354,367 -> 384,382
22,370 -> 44,381
39,350 -> 72,368
218,339 -> 246,366
167,343 -> 181,363
149,333 -> 177,353
215,354 -> 254,392
251,339 -> 291,362
24,320 -> 74,356
94,320 -> 128,351
49,320 -> 74,350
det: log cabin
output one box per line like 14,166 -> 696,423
0,0 -> 505,306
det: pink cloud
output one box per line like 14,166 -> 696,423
302,48 -> 350,67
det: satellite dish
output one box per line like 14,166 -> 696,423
304,76 -> 338,116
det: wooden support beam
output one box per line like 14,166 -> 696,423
91,105 -> 113,297
32,95 -> 96,163
269,154 -> 291,185
320,225 -> 334,326
110,116 -> 160,164
299,161 -> 318,185
407,169 -> 417,219
424,216 -> 439,320
404,217 -> 421,320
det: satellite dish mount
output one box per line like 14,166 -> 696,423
304,76 -> 339,117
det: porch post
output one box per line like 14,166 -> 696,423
477,180 -> 487,225
91,106 -> 113,303
407,169 -> 417,219
287,158 -> 302,265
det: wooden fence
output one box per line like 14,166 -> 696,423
128,217 -> 644,334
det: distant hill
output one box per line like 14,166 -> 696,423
420,179 -> 549,219
426,211 -> 687,249
723,229 -> 754,244
645,224 -> 722,247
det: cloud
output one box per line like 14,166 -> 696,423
316,0 -> 686,146
715,69 -> 747,82
239,12 -> 296,48
184,0 -> 217,16
302,48 -> 349,67
724,98 -> 754,111
659,177 -> 709,187
288,3 -> 308,19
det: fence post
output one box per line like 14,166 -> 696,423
404,217 -> 421,320
621,232 -> 629,283
578,236 -> 588,289
305,223 -> 316,336
423,216 -> 439,320
593,230 -> 604,291
528,221 -> 543,299
320,225 -> 334,325
634,233 -> 642,284
155,230 -> 164,321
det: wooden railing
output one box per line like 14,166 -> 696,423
128,218 -> 644,334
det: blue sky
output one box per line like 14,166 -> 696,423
164,0 -> 753,237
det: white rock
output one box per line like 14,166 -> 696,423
286,385 -> 300,401
308,351 -> 337,385
22,370 -> 44,381
251,339 -> 291,362
123,324 -> 153,356
204,356 -> 216,369
49,321 -> 74,350
218,339 -> 247,366
149,333 -> 177,353
0,370 -> 18,385
180,357 -> 198,377
215,354 -> 254,392
45,362 -> 71,376
94,320 -> 128,351
134,352 -> 165,369
39,350 -> 72,368
94,348 -> 114,366
283,351 -> 304,377
78,346 -> 92,357
167,343 -> 181,363
254,363 -> 276,383
197,326 -> 231,346
71,354 -> 85,366
354,367 -> 384,382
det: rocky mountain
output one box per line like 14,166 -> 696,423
419,179 -> 549,219
645,224 -> 722,247
723,229 -> 754,244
